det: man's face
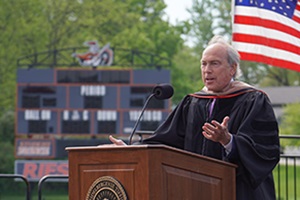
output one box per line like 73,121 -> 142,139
200,44 -> 236,93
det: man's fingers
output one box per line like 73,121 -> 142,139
202,131 -> 212,139
222,116 -> 230,127
109,135 -> 127,146
203,122 -> 216,130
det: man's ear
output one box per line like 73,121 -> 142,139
230,63 -> 237,76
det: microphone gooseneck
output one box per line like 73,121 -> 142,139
128,83 -> 174,145
128,93 -> 155,145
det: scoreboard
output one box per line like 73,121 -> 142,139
16,68 -> 171,137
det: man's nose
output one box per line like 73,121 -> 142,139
203,65 -> 213,72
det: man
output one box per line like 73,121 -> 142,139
110,35 -> 280,199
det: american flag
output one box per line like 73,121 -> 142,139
232,0 -> 300,72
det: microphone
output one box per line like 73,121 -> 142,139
128,83 -> 174,145
152,83 -> 174,100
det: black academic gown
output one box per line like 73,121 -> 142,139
142,85 -> 280,200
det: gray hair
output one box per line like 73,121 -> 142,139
207,35 -> 242,79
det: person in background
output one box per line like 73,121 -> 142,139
109,35 -> 280,200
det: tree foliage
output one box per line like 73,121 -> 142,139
280,102 -> 300,135
279,102 -> 300,145
0,0 -> 186,118
171,46 -> 202,103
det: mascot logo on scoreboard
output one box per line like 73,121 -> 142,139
72,41 -> 114,67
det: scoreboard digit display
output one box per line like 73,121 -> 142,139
16,68 -> 171,137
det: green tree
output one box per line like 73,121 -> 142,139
279,102 -> 300,150
171,46 -> 203,104
0,0 -> 185,121
260,67 -> 300,86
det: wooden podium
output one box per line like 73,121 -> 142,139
66,145 -> 236,200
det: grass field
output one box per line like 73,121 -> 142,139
0,181 -> 68,200
273,164 -> 300,200
0,190 -> 68,200
0,194 -> 68,200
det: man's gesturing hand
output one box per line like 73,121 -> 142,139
202,116 -> 232,146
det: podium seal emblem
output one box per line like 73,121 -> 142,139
86,176 -> 128,200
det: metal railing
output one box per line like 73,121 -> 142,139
275,155 -> 300,200
275,135 -> 300,200
38,175 -> 68,200
16,47 -> 171,69
0,174 -> 31,200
